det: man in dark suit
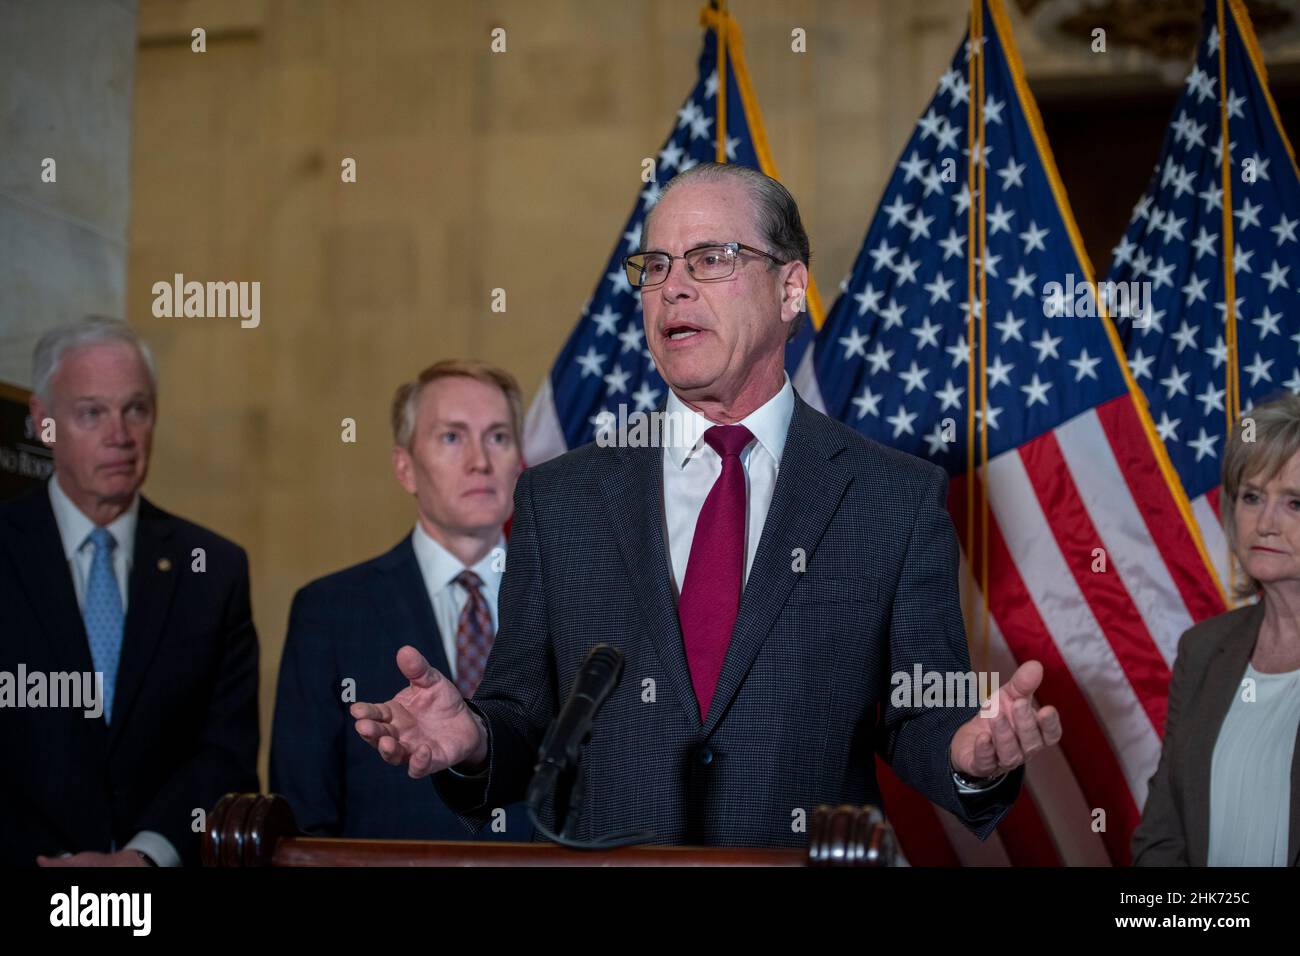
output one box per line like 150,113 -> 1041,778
352,164 -> 1063,847
271,360 -> 530,840
0,318 -> 258,866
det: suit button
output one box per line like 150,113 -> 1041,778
697,747 -> 713,766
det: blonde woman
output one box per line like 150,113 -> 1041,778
1133,393 -> 1300,866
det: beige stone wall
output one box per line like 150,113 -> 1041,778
1,0 -> 137,388
125,0 -> 1300,776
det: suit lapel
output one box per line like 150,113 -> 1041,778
598,441 -> 700,732
1186,604 -> 1260,867
5,486 -> 109,774
703,397 -> 851,733
376,535 -> 453,678
110,497 -> 180,749
5,486 -> 94,676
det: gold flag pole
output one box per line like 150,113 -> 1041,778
1216,0 -> 1241,602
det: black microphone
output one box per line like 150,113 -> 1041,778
526,644 -> 624,815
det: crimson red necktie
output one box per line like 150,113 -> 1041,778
677,424 -> 754,721
454,570 -> 494,698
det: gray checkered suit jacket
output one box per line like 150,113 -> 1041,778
434,393 -> 1021,847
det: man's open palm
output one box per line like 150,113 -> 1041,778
351,645 -> 486,778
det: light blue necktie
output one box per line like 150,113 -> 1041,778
83,527 -> 124,723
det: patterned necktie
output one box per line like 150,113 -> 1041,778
83,527 -> 125,723
454,570 -> 494,698
677,424 -> 754,722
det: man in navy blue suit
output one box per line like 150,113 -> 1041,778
0,318 -> 259,867
270,359 -> 530,840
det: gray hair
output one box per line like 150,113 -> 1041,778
1222,391 -> 1300,597
32,317 -> 158,406
644,163 -> 811,339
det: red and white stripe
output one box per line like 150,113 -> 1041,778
523,376 -> 568,468
892,395 -> 1225,866
865,394 -> 1226,866
1193,488 -> 1233,593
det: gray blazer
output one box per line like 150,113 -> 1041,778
434,393 -> 1021,846
1132,601 -> 1300,866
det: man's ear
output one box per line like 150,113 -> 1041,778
392,445 -> 417,495
781,261 -> 810,324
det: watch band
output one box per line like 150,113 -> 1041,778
952,768 -> 1007,791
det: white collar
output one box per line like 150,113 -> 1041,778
664,373 -> 795,469
48,474 -> 139,561
410,521 -> 505,595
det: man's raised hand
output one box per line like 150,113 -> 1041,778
949,660 -> 1062,779
350,645 -> 487,778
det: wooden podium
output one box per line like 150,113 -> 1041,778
202,793 -> 897,867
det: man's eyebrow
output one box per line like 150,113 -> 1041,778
429,419 -> 512,431
71,392 -> 151,403
638,238 -> 732,254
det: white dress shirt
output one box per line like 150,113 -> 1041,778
1207,662 -> 1300,866
47,476 -> 179,867
662,374 -> 794,595
410,522 -> 505,680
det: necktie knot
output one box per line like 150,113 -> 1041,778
87,527 -> 117,553
455,569 -> 484,595
703,424 -> 754,460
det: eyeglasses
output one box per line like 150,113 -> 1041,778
622,241 -> 787,289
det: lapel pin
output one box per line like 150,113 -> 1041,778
157,557 -> 172,572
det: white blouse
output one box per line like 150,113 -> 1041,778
1207,662 -> 1300,866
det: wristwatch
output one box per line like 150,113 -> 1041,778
951,759 -> 1008,792
953,769 -> 994,788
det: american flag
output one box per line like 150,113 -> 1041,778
796,0 -> 1226,865
1104,0 -> 1300,591
524,5 -> 816,466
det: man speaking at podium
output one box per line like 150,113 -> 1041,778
352,164 -> 1062,848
